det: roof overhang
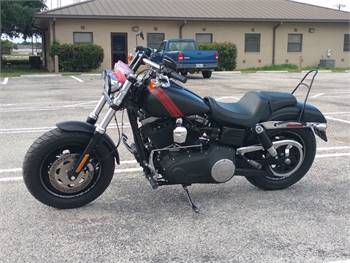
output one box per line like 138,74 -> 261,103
34,14 -> 350,23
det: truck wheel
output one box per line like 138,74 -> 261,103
202,71 -> 212,79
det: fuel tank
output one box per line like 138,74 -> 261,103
142,80 -> 210,118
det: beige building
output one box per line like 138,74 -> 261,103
35,0 -> 350,71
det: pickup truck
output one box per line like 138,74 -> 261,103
151,39 -> 218,79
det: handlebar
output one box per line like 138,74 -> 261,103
142,58 -> 187,83
168,70 -> 187,83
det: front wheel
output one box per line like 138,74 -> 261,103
245,128 -> 316,190
23,129 -> 115,209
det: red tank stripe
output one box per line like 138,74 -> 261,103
149,88 -> 183,118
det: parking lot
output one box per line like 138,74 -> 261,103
0,72 -> 349,262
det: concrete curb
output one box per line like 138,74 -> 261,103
302,70 -> 332,73
20,74 -> 62,78
256,70 -> 289,73
214,71 -> 241,74
81,73 -> 101,76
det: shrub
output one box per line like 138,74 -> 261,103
199,42 -> 237,71
50,42 -> 104,72
1,40 -> 13,55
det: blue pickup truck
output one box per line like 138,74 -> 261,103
151,39 -> 218,79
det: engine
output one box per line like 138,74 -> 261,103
139,116 -> 236,185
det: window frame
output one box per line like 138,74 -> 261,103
195,33 -> 213,44
147,32 -> 165,50
73,32 -> 93,44
244,33 -> 261,53
287,33 -> 303,52
344,33 -> 350,52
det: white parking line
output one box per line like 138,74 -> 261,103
216,96 -> 239,101
316,153 -> 350,158
326,117 -> 350,125
0,124 -> 131,134
311,93 -> 324,98
0,160 -> 138,175
1,77 -> 9,85
318,146 -> 350,151
0,167 -> 143,183
70,76 -> 84,83
324,112 -> 350,115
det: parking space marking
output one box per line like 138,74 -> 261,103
316,153 -> 350,158
326,117 -> 350,125
311,93 -> 324,98
1,77 -> 8,85
324,111 -> 350,115
70,76 -> 84,83
0,160 -> 137,175
318,146 -> 350,151
216,96 -> 239,101
0,124 -> 131,134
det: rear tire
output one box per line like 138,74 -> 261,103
202,71 -> 212,79
245,128 -> 316,190
23,128 -> 115,209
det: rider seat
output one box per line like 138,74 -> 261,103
205,91 -> 297,128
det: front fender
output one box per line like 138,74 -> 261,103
56,121 -> 120,164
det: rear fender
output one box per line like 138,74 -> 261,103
264,102 -> 327,141
56,121 -> 120,164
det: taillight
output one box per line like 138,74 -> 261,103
215,51 -> 219,60
178,52 -> 184,62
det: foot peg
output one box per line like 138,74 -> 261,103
182,185 -> 200,213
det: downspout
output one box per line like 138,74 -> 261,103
179,20 -> 187,39
272,22 -> 282,65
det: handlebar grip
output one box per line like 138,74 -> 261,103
169,71 -> 187,83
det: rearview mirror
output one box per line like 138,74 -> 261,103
162,56 -> 177,71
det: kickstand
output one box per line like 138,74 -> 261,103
182,185 -> 200,213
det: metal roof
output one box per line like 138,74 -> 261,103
37,0 -> 350,22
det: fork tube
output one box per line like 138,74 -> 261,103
95,107 -> 116,134
87,95 -> 107,124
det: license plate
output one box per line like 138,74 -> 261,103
196,64 -> 204,68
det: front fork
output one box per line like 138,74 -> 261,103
86,95 -> 107,125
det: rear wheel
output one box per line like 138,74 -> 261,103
202,71 -> 212,79
23,128 -> 115,209
245,128 -> 316,190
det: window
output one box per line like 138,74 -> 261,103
245,33 -> 260,52
147,33 -> 165,49
344,34 -> 350,52
168,41 -> 196,51
73,32 -> 93,44
196,33 -> 213,44
288,34 -> 303,52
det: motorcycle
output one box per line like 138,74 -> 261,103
23,46 -> 327,212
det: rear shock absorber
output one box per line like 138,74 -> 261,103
255,124 -> 278,157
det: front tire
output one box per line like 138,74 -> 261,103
245,128 -> 316,190
23,128 -> 115,209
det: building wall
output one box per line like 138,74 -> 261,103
51,19 -> 350,71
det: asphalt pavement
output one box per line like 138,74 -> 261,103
0,72 -> 349,263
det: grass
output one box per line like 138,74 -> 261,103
241,64 -> 299,72
1,64 -> 48,77
241,64 -> 350,73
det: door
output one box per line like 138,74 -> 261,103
111,33 -> 127,68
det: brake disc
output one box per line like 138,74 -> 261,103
48,154 -> 94,194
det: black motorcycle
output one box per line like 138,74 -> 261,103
23,47 -> 327,212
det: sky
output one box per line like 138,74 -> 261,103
46,0 -> 350,11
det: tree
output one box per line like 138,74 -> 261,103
1,0 -> 47,38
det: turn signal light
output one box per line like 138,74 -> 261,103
128,53 -> 133,63
178,52 -> 184,62
149,79 -> 157,90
